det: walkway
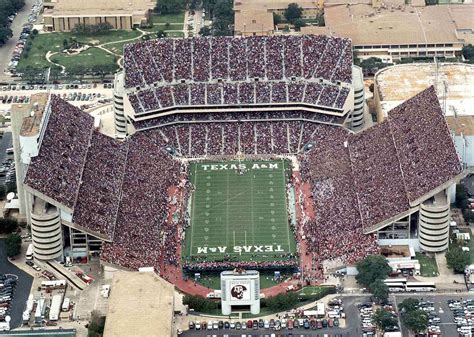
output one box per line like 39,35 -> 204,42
44,29 -> 148,71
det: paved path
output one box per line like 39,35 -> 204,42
44,30 -> 148,71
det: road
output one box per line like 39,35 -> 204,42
182,329 -> 350,337
0,0 -> 37,82
0,239 -> 33,329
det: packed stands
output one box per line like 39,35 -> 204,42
24,86 -> 462,277
123,35 -> 353,113
24,95 -> 94,209
128,81 -> 350,113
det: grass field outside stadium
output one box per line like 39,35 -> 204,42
183,159 -> 297,265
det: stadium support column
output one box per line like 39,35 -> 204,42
113,72 -> 127,139
418,189 -> 450,252
348,66 -> 365,131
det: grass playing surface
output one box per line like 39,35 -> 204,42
184,160 -> 296,263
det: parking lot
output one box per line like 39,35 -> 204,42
0,240 -> 33,329
0,132 -> 13,187
394,294 -> 473,337
0,0 -> 37,80
3,0 -> 42,77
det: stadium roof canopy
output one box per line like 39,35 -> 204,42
23,86 -> 463,264
123,35 -> 353,115
103,271 -> 174,337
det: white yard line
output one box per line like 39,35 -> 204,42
189,164 -> 198,255
283,159 -> 291,251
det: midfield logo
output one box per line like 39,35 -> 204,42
200,163 -> 279,171
196,245 -> 285,254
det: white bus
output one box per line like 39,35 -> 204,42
25,244 -> 33,260
405,282 -> 436,292
384,278 -> 408,284
386,282 -> 406,292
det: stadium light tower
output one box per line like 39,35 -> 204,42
442,80 -> 448,115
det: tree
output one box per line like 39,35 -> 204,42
264,292 -> 299,311
293,18 -> 306,31
284,3 -> 303,24
370,279 -> 389,303
183,294 -> 219,311
0,218 -> 19,234
455,184 -> 469,208
91,64 -> 117,80
199,26 -> 211,36
273,13 -> 282,26
373,308 -> 398,332
5,233 -> 21,257
87,310 -> 106,337
155,0 -> 185,14
446,245 -> 471,273
156,30 -> 167,38
212,0 -> 234,36
0,26 -> 13,46
402,309 -> 428,334
355,255 -> 392,288
398,298 -> 419,314
462,44 -> 474,62
63,38 -> 69,50
6,181 -> 16,194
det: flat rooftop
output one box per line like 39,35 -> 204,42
44,0 -> 154,15
375,63 -> 474,117
234,0 -> 318,11
302,3 -> 474,46
103,271 -> 174,337
17,93 -> 49,137
447,116 -> 474,136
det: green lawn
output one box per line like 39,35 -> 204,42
50,47 -> 117,69
184,160 -> 296,264
153,23 -> 183,30
167,31 -> 185,38
151,12 -> 185,24
196,271 -> 289,290
296,286 -> 329,297
415,252 -> 439,277
17,30 -> 141,71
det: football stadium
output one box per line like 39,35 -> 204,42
16,35 -> 467,291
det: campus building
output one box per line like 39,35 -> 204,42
301,2 -> 474,62
233,0 -> 322,36
43,0 -> 155,32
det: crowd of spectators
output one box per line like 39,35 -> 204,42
24,95 -> 94,209
299,124 -> 380,279
24,87 -> 462,280
127,81 -> 350,113
183,258 -> 298,272
387,86 -> 462,202
348,122 -> 409,227
123,35 -> 353,89
101,130 -> 184,271
135,120 -> 333,157
73,132 -> 129,238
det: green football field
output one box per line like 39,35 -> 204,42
184,160 -> 296,263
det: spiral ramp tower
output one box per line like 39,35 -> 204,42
347,66 -> 365,130
113,72 -> 127,139
30,198 -> 63,260
418,190 -> 450,252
